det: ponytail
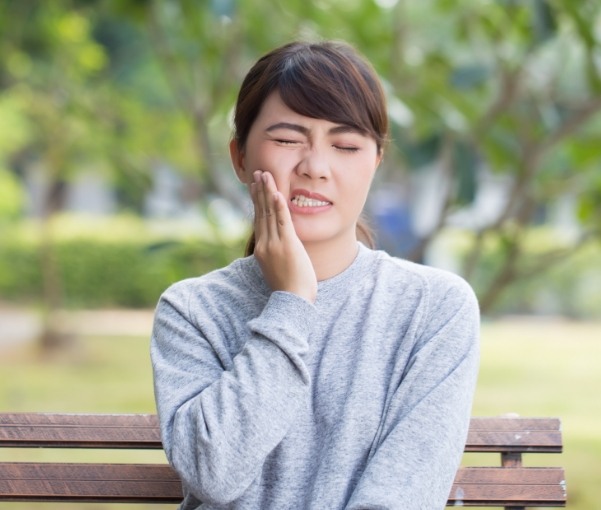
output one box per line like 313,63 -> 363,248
356,216 -> 376,249
244,231 -> 257,257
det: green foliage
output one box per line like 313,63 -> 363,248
447,227 -> 601,318
0,168 -> 24,220
0,0 -> 600,312
0,90 -> 33,155
0,219 -> 245,308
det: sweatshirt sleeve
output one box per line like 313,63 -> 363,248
345,276 -> 480,510
150,282 -> 317,505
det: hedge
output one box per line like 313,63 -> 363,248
0,233 -> 245,308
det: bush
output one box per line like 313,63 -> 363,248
0,217 -> 246,308
0,167 -> 24,220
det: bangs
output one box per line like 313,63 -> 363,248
276,45 -> 385,146
233,41 -> 387,151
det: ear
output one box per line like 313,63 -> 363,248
230,139 -> 248,184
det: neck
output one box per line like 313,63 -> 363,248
304,236 -> 360,281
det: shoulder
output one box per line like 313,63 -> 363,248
369,251 -> 479,337
158,255 -> 267,316
372,250 -> 476,302
369,253 -> 480,364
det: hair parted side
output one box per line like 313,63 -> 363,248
232,41 -> 388,256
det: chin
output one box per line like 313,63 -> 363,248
294,227 -> 332,244
295,226 -> 354,248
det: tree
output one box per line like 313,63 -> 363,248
0,1 -> 190,347
125,0 -> 601,313
2,0 -> 599,318
373,0 -> 601,312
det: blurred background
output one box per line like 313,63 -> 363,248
0,0 -> 600,508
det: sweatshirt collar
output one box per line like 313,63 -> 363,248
240,242 -> 377,302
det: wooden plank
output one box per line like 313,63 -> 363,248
468,417 -> 561,432
465,430 -> 563,453
466,417 -> 562,453
450,467 -> 567,507
0,414 -> 563,452
0,414 -> 162,449
0,463 -> 566,506
0,463 -> 182,503
454,467 -> 565,485
451,467 -> 567,506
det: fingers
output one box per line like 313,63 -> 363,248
250,171 -> 266,235
257,171 -> 277,239
248,171 -> 317,302
252,171 -> 280,239
262,173 -> 295,240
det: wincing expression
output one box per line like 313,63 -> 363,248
231,92 -> 382,249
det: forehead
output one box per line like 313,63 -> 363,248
253,92 -> 358,133
254,92 -> 315,124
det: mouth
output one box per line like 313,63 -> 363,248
289,190 -> 332,208
290,195 -> 332,208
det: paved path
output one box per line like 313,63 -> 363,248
0,306 -> 155,348
0,307 -> 41,348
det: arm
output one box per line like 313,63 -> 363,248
152,170 -> 318,505
151,286 -> 316,505
346,278 -> 480,510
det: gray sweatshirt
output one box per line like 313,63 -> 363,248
151,243 -> 480,509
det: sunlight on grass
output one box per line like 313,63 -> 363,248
0,335 -> 155,413
474,318 -> 601,510
0,317 -> 599,509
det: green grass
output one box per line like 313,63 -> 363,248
0,335 -> 170,510
472,318 -> 601,510
1,317 -> 599,509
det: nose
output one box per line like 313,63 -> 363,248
295,147 -> 331,180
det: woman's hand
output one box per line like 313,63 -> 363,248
250,170 -> 318,304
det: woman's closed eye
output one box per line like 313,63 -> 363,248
333,144 -> 360,153
275,138 -> 303,146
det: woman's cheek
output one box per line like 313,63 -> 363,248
259,151 -> 298,180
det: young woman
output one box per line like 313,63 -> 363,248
151,41 -> 480,509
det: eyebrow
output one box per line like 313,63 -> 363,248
265,122 -> 364,136
265,122 -> 309,135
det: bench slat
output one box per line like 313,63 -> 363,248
0,414 -> 161,449
468,417 -> 561,431
0,463 -> 181,503
466,417 -> 562,453
0,414 -> 562,452
0,463 -> 566,506
452,467 -> 567,505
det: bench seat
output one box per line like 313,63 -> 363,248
0,413 -> 567,507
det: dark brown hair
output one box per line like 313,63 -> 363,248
233,41 -> 388,255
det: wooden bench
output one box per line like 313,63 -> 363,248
0,413 -> 566,508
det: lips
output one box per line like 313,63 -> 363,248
289,189 -> 332,207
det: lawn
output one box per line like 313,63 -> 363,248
474,318 -> 601,510
0,315 -> 599,509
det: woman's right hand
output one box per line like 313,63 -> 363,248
250,170 -> 318,304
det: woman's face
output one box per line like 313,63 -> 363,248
231,91 -> 381,249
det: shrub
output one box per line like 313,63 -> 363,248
0,217 -> 246,308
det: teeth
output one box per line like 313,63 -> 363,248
292,195 -> 330,207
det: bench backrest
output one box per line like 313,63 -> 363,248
0,413 -> 566,507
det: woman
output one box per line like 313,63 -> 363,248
151,41 -> 479,509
